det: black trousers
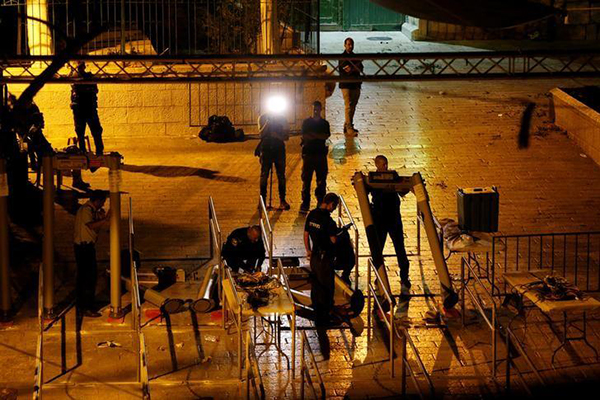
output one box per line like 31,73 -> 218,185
310,251 -> 334,326
260,148 -> 286,202
74,243 -> 98,311
301,153 -> 328,207
376,213 -> 410,281
73,106 -> 104,155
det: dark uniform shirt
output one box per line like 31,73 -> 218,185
305,208 -> 337,254
370,189 -> 401,223
71,71 -> 99,109
258,114 -> 288,154
339,51 -> 363,90
301,117 -> 330,156
222,227 -> 266,264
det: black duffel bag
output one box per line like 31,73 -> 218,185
199,115 -> 244,143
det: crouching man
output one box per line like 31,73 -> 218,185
222,225 -> 265,273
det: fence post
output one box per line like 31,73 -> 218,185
0,158 -> 11,321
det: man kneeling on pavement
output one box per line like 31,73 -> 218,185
222,225 -> 265,273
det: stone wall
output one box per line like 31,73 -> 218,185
404,1 -> 600,41
8,81 -> 326,147
552,88 -> 600,166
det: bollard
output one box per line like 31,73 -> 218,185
108,154 -> 123,318
0,158 -> 11,321
42,156 -> 55,317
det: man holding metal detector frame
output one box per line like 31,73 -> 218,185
256,95 -> 290,211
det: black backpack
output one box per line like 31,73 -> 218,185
199,115 -> 244,143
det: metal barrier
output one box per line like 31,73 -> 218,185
4,50 -> 600,83
258,196 -> 274,272
491,232 -> 600,295
396,326 -> 434,400
337,195 -> 359,291
275,258 -> 296,377
207,196 -> 225,328
224,266 -> 244,379
33,264 -> 44,400
299,331 -> 325,400
128,198 -> 151,399
245,331 -> 266,400
366,258 -> 395,377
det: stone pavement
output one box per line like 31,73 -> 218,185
3,75 -> 600,398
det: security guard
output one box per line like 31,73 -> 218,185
222,225 -> 265,273
304,192 -> 339,326
71,62 -> 104,155
370,155 -> 411,288
300,101 -> 331,213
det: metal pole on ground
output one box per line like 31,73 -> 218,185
108,154 -> 123,318
0,158 -> 11,321
42,155 -> 54,317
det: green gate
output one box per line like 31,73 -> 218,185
320,0 -> 404,31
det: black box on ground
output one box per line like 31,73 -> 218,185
457,187 -> 499,232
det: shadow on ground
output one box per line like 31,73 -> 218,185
122,164 -> 246,183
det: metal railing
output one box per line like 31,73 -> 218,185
224,266 -> 245,379
366,258 -> 396,377
491,231 -> 600,295
244,330 -> 266,400
207,196 -> 225,328
33,264 -> 44,400
299,331 -> 325,400
396,326 -> 434,400
337,195 -> 359,290
258,196 -> 274,272
128,198 -> 151,399
0,0 -> 319,56
3,50 -> 600,83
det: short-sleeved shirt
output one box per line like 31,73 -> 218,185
301,117 -> 330,156
74,201 -> 98,244
304,208 -> 337,254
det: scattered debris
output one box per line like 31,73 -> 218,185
580,153 -> 588,158
497,113 -> 503,117
97,341 -> 122,348
435,181 -> 448,190
175,342 -> 185,349
438,91 -> 446,95
204,334 -> 220,343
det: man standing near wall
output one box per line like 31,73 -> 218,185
300,101 -> 331,213
71,62 -> 104,155
74,190 -> 110,318
257,112 -> 290,210
339,37 -> 363,137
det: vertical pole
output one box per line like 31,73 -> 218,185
300,337 -> 305,400
120,0 -> 126,54
260,0 -> 279,54
0,158 -> 11,321
108,155 -> 123,318
400,330 -> 407,396
42,156 -> 55,317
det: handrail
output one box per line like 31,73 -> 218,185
129,199 -> 151,399
33,264 -> 43,400
276,259 -> 295,308
367,258 -> 395,377
338,195 -> 360,290
258,196 -> 274,271
208,196 -> 222,258
225,267 -> 242,310
397,326 -> 434,399
300,331 -> 325,400
245,331 -> 266,400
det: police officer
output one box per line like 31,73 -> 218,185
339,37 -> 363,137
304,193 -> 339,327
222,225 -> 265,273
300,101 -> 330,213
71,62 -> 104,155
370,155 -> 411,288
256,113 -> 290,210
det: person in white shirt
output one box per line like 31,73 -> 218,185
74,190 -> 110,318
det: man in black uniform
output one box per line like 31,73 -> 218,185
304,193 -> 339,327
370,155 -> 411,288
71,62 -> 104,155
222,225 -> 265,273
300,101 -> 331,213
339,37 -> 363,137
257,113 -> 290,210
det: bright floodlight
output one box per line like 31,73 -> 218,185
266,95 -> 288,115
